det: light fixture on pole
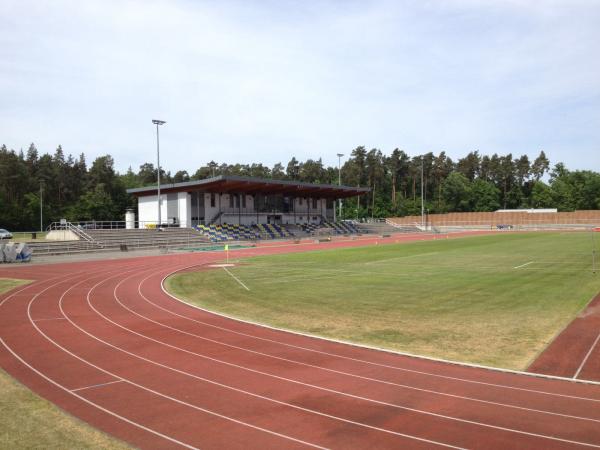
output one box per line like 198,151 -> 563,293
337,153 -> 344,220
152,119 -> 166,227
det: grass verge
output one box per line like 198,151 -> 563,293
166,232 -> 600,370
4,231 -> 48,243
0,279 -> 129,449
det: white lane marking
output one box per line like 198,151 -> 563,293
222,267 -> 250,291
575,332 -> 600,380
2,338 -> 197,450
130,272 -> 600,425
55,269 -> 330,450
71,379 -> 124,392
514,261 -> 534,269
80,263 -> 600,448
0,272 -> 81,307
90,268 -> 600,447
160,265 -> 600,399
1,266 -> 198,450
62,270 -> 464,449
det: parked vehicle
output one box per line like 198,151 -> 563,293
0,229 -> 13,240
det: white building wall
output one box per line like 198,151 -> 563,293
137,192 -> 336,227
138,195 -> 167,227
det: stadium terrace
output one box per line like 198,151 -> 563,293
126,175 -> 370,228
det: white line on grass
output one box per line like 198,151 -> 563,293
364,252 -> 440,265
222,267 -> 250,291
514,261 -> 534,269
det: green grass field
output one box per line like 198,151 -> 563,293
0,279 -> 129,450
0,278 -> 31,293
7,231 -> 48,243
167,232 -> 600,370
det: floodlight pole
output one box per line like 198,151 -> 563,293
337,153 -> 344,220
421,157 -> 424,226
592,226 -> 597,274
152,119 -> 166,227
39,180 -> 43,232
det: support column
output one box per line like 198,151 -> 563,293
177,192 -> 191,227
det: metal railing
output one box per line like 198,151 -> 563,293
46,221 -> 104,248
46,220 -> 188,231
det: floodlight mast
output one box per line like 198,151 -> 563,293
39,180 -> 43,232
337,153 -> 344,220
592,226 -> 597,274
421,157 -> 424,227
152,119 -> 166,228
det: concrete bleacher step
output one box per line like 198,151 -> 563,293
31,228 -> 211,255
356,223 -> 419,234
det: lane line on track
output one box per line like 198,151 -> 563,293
132,270 -> 600,425
4,235 -> 600,449
574,332 -> 600,380
0,271 -> 83,308
222,266 -> 250,291
160,264 -> 600,398
0,266 -> 199,450
1,338 -> 198,450
88,266 -> 600,447
47,267 -> 331,450
514,261 -> 534,269
55,268 -> 465,449
71,379 -> 124,392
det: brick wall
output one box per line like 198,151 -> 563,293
388,211 -> 600,227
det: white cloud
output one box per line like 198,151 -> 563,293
0,0 -> 598,171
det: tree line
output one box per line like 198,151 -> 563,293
1,143 -> 599,230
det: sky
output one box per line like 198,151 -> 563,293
1,0 -> 599,173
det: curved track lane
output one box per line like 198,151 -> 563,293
2,235 -> 600,449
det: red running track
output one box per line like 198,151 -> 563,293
528,291 -> 600,382
2,234 -> 600,449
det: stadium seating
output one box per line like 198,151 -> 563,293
195,223 -> 262,242
323,221 -> 359,234
256,223 -> 294,239
301,224 -> 320,234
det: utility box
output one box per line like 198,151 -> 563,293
125,209 -> 135,229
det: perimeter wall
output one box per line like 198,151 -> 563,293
388,210 -> 600,228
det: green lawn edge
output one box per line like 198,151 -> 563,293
165,233 -> 600,371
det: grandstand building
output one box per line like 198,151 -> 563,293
126,175 -> 369,228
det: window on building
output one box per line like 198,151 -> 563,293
242,195 -> 246,208
210,193 -> 215,207
229,195 -> 234,208
312,198 -> 318,209
299,197 -> 303,206
235,194 -> 240,208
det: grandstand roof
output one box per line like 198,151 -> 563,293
126,175 -> 370,199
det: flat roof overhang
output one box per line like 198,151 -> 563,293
126,175 -> 370,199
